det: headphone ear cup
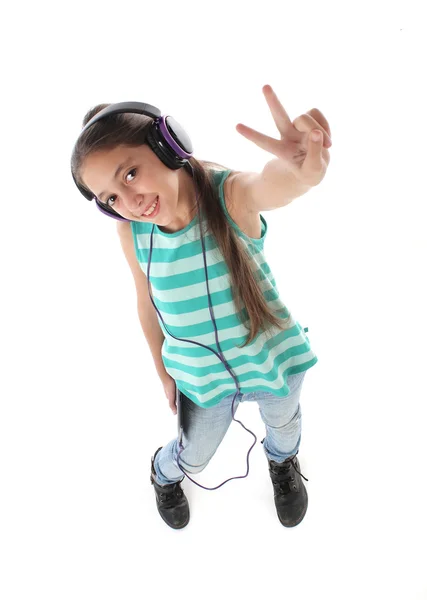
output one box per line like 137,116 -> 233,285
146,122 -> 185,170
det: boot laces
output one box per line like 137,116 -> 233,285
272,453 -> 309,493
289,455 -> 309,482
159,484 -> 183,505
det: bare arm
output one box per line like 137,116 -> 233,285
116,221 -> 170,383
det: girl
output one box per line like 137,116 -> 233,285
71,86 -> 332,530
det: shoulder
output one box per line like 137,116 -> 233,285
116,219 -> 132,240
221,170 -> 263,239
223,170 -> 260,217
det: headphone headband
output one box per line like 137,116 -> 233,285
71,101 -> 194,221
79,102 -> 161,136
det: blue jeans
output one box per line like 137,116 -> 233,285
153,370 -> 307,486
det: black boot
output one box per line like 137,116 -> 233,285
150,447 -> 190,529
266,447 -> 309,527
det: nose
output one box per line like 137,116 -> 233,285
121,190 -> 144,213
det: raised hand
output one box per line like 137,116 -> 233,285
236,85 -> 332,187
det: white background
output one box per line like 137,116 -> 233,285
1,1 -> 426,598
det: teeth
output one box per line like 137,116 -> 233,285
143,197 -> 158,216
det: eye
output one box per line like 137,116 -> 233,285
106,168 -> 137,207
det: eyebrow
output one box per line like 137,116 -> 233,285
97,156 -> 134,202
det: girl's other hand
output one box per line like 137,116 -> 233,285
162,374 -> 177,415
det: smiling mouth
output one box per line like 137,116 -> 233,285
134,196 -> 159,218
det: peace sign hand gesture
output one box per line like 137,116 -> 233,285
236,85 -> 332,187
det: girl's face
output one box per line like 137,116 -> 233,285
80,144 -> 197,230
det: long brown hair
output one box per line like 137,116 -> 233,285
71,105 -> 291,347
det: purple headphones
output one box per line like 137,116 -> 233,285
71,102 -> 194,221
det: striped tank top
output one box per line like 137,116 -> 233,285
130,168 -> 318,407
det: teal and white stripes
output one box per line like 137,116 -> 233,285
131,169 -> 317,407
